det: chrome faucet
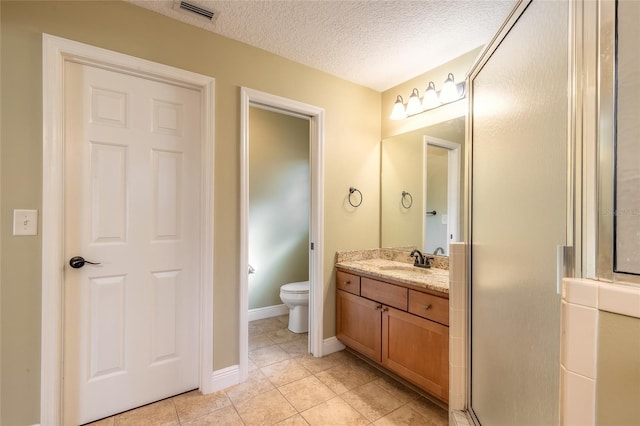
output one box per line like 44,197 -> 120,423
410,249 -> 431,268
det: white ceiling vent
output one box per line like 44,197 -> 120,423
174,1 -> 215,21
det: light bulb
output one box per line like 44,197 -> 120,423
406,88 -> 423,116
440,73 -> 460,103
390,95 -> 407,120
422,81 -> 440,110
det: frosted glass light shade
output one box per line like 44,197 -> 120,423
440,73 -> 460,103
406,88 -> 423,116
422,81 -> 440,109
390,95 -> 407,120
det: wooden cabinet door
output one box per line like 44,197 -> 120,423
336,290 -> 381,362
382,307 -> 449,402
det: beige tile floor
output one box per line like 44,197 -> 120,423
88,315 -> 447,426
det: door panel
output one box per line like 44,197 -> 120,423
63,61 -> 201,425
470,1 -> 568,424
91,142 -> 127,242
89,275 -> 126,379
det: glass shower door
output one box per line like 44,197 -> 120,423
469,0 -> 569,424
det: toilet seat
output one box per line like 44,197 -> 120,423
280,281 -> 309,294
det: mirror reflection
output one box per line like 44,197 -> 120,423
381,116 -> 465,255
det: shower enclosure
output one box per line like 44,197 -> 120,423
467,0 -> 570,424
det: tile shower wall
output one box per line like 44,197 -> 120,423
448,242 -> 467,411
560,278 -> 640,425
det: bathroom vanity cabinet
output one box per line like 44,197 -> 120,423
336,269 -> 449,402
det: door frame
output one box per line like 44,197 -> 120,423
239,87 -> 325,381
465,3 -> 531,415
41,34 -> 215,424
423,136 -> 461,255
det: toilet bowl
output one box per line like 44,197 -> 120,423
279,281 -> 309,333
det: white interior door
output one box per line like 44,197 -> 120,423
63,61 -> 201,425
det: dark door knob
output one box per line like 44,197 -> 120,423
69,256 -> 101,269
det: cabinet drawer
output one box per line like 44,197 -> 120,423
361,277 -> 407,310
408,290 -> 449,326
336,270 -> 361,295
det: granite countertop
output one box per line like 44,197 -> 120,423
336,258 -> 449,295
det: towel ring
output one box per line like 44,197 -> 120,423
401,191 -> 413,209
348,187 -> 363,207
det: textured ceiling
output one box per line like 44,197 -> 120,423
127,0 -> 515,91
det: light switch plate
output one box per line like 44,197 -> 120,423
13,209 -> 38,236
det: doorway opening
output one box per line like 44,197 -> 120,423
424,136 -> 461,256
239,88 -> 325,382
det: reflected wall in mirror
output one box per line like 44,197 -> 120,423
381,117 -> 465,255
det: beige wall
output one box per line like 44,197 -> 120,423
596,313 -> 640,425
248,107 -> 309,309
0,1 -> 380,423
380,134 -> 424,249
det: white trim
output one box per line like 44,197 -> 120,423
450,410 -> 473,426
240,87 -> 325,383
423,136 -> 461,255
248,304 -> 289,322
41,34 -> 215,424
210,365 -> 241,392
322,336 -> 346,355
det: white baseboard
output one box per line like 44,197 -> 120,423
322,336 -> 345,356
248,304 -> 289,322
205,364 -> 240,394
450,410 -> 472,426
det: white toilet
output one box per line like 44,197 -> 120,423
279,281 -> 309,333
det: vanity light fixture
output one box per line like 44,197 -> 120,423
390,73 -> 466,120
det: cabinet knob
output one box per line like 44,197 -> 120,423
344,280 -> 351,285
375,304 -> 382,311
423,304 -> 432,311
382,306 -> 389,312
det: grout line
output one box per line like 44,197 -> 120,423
113,318 -> 447,426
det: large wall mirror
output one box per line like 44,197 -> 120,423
380,116 -> 465,255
